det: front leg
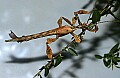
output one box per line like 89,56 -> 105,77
46,36 -> 59,59
58,16 -> 73,26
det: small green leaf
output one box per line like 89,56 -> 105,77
39,74 -> 42,78
110,43 -> 119,54
68,48 -> 78,56
51,60 -> 54,66
115,65 -> 120,68
44,67 -> 49,77
112,58 -> 118,65
39,66 -> 45,70
117,57 -> 120,62
104,53 -> 112,58
95,55 -> 103,59
103,59 -> 109,67
92,9 -> 101,23
54,56 -> 62,67
116,52 -> 119,57
108,59 -> 111,66
113,57 -> 118,62
72,41 -> 78,49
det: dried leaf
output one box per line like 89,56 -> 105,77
46,45 -> 52,59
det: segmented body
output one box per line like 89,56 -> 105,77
5,25 -> 76,42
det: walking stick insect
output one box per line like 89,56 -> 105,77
5,10 -> 98,59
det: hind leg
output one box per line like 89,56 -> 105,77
46,36 -> 59,59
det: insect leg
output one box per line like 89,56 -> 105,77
46,36 -> 59,59
57,17 -> 63,27
61,17 -> 72,26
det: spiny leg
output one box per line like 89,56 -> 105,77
74,10 -> 90,25
58,16 -> 76,26
61,17 -> 72,26
58,11 -> 90,26
58,16 -> 81,27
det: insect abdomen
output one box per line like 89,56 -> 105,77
5,29 -> 57,42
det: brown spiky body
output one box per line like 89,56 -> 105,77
5,10 -> 95,59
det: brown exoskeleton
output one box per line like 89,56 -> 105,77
5,10 -> 98,59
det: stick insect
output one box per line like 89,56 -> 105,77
5,10 -> 97,59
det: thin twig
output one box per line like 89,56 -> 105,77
99,20 -> 120,23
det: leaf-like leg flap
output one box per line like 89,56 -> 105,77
62,17 -> 72,26
46,44 -> 53,59
70,32 -> 81,43
46,37 -> 58,44
57,17 -> 62,27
